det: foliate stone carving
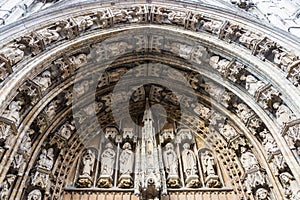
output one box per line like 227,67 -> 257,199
33,71 -> 52,92
163,143 -> 180,188
118,142 -> 134,188
160,128 -> 175,144
256,85 -> 281,111
279,172 -> 300,200
182,143 -> 199,188
201,150 -> 221,188
97,143 -> 115,188
77,149 -> 96,188
0,174 -> 16,200
27,189 -> 42,200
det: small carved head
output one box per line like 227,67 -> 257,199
28,189 -> 42,200
165,143 -> 174,150
123,142 -> 131,150
183,143 -> 191,150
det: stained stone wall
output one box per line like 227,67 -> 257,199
0,0 -> 300,200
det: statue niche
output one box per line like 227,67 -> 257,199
199,148 -> 222,188
163,143 -> 180,188
181,143 -> 200,188
97,143 -> 116,188
118,142 -> 134,188
77,148 -> 97,188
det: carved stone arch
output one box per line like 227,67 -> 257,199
0,1 -> 300,200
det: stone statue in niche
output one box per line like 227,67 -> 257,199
118,142 -> 134,188
182,143 -> 199,188
201,149 -> 221,188
235,103 -> 254,123
200,20 -> 222,34
273,103 -> 296,126
255,188 -> 271,200
0,43 -> 26,65
163,143 -> 180,188
209,56 -> 230,75
236,31 -> 260,49
37,148 -> 54,171
0,175 -> 15,200
272,49 -> 298,72
0,122 -> 15,150
219,124 -> 238,141
45,101 -> 58,120
27,189 -> 42,200
97,143 -> 115,188
240,146 -> 259,171
77,149 -> 95,188
240,75 -> 265,96
12,153 -> 26,176
279,172 -> 300,200
33,71 -> 52,92
3,101 -> 22,124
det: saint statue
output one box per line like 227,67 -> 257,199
119,142 -> 134,175
82,149 -> 95,177
202,151 -> 216,176
163,143 -> 179,177
182,143 -> 200,188
118,142 -> 134,188
100,143 -> 116,177
182,143 -> 197,177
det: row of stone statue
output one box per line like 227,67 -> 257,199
76,142 -> 222,188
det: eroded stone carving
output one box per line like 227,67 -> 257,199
97,143 -> 115,187
200,149 -> 221,188
219,124 -> 239,141
274,103 -> 296,126
27,189 -> 42,200
163,143 -> 180,188
0,175 -> 15,200
3,101 -> 22,124
33,71 -> 52,92
77,149 -> 96,188
241,75 -> 265,96
118,142 -> 134,188
279,172 -> 300,200
182,143 -> 199,188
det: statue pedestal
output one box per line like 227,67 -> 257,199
77,175 -> 93,188
185,175 -> 200,188
97,175 -> 113,188
167,175 -> 181,188
118,174 -> 133,188
205,174 -> 221,188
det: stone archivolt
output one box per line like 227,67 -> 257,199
0,1 -> 299,200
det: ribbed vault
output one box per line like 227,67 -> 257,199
0,1 -> 300,200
